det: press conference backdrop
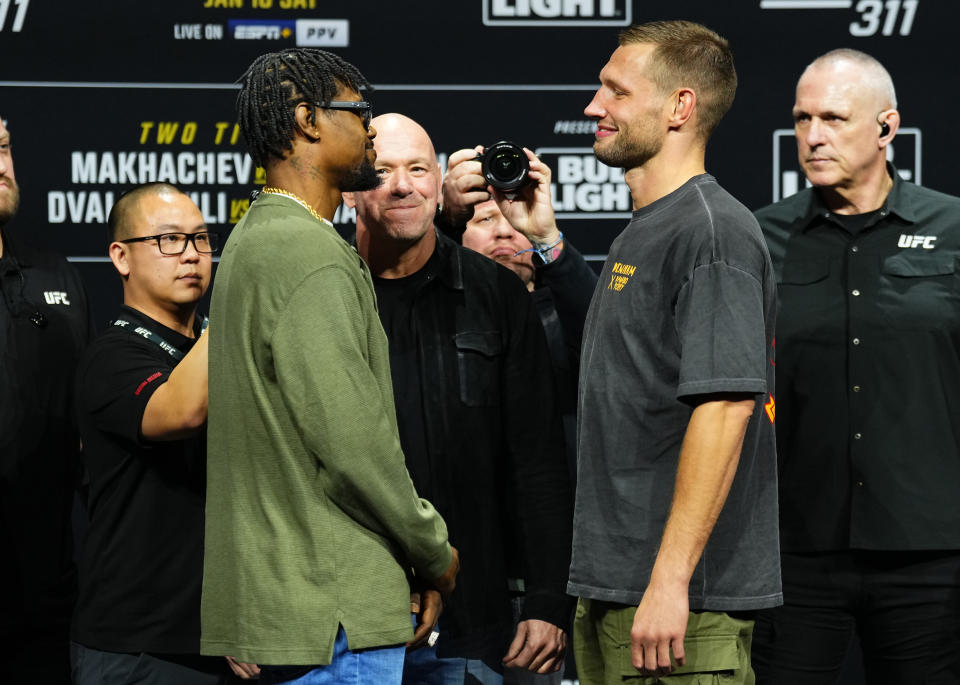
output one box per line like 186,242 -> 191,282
0,1 -> 946,680
0,0 -> 951,325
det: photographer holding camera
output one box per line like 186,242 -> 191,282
444,144 -> 598,498
343,113 -> 573,685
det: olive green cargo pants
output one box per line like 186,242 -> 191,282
574,598 -> 755,685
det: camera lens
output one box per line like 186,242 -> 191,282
481,141 -> 530,192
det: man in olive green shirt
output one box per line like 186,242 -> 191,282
201,49 -> 458,684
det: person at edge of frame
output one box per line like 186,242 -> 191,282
0,112 -> 93,685
751,48 -> 960,685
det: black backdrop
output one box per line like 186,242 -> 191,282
0,3 -> 948,678
0,0 -> 951,325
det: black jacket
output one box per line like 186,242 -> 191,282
1,227 -> 92,642
378,230 -> 574,656
531,243 -> 598,484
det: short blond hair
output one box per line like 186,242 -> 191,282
619,20 -> 737,139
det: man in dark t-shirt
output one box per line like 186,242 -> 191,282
568,21 -> 780,685
71,183 -> 235,684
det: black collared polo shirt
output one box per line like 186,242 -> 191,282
0,227 -> 92,643
756,164 -> 960,552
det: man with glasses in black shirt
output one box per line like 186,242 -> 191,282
70,183 -> 232,684
1,115 -> 93,684
753,49 -> 960,683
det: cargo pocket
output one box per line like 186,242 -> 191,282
882,253 -> 956,278
454,331 -> 502,406
879,253 -> 959,329
619,633 -> 742,683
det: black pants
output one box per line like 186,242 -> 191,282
7,628 -> 71,683
71,642 -> 234,685
753,550 -> 960,685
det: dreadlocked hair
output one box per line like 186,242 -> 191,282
236,48 -> 372,168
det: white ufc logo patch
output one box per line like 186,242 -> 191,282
897,234 -> 937,250
43,291 -> 71,305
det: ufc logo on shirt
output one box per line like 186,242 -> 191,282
897,235 -> 937,249
43,291 -> 71,305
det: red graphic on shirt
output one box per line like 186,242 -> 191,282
135,372 -> 163,396
764,394 -> 776,424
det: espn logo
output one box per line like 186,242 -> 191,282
228,20 -> 295,40
482,0 -> 631,26
771,127 -> 922,202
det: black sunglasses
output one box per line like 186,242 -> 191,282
316,100 -> 372,128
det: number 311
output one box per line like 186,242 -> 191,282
850,0 -> 918,36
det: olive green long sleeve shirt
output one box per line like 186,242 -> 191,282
201,194 -> 452,665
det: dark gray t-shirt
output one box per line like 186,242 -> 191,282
568,174 -> 782,611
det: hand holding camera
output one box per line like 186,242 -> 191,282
442,143 -> 560,247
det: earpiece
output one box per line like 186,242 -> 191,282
879,120 -> 890,137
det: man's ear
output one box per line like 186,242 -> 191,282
877,109 -> 900,146
294,102 -> 321,140
342,191 -> 356,208
668,88 -> 697,130
109,241 -> 131,278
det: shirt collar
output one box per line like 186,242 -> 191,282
799,162 -> 917,231
0,226 -> 32,270
350,226 -> 464,291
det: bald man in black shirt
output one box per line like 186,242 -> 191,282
753,48 -> 960,684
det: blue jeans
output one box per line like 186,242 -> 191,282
260,626 -> 405,685
403,615 -> 503,685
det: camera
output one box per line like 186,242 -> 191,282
479,141 -> 531,192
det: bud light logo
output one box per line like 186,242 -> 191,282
482,0 -> 631,26
536,147 -> 632,219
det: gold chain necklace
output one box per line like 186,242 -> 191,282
261,187 -> 328,225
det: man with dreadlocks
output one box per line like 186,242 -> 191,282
201,49 -> 459,684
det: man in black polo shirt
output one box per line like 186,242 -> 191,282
752,49 -> 960,683
1,115 -> 92,683
71,183 -> 232,684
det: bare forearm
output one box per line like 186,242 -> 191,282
141,329 -> 209,440
649,395 -> 755,588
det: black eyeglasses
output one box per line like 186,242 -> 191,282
120,231 -> 220,255
316,100 -> 373,128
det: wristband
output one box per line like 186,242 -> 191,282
515,232 -> 563,266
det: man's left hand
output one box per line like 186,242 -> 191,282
494,148 -> 561,247
407,590 -> 443,650
502,619 -> 566,673
630,580 -> 688,675
225,656 -> 260,680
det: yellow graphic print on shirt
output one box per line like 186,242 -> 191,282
607,262 -> 636,292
